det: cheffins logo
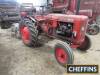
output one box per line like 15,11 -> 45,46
67,65 -> 98,73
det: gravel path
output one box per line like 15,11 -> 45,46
0,28 -> 100,75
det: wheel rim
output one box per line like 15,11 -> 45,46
20,25 -> 30,43
55,48 -> 68,64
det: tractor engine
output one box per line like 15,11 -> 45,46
56,22 -> 73,37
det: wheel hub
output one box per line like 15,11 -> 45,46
55,48 -> 68,64
20,26 -> 30,43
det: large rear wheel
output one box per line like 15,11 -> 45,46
54,42 -> 74,67
77,35 -> 91,51
19,18 -> 39,47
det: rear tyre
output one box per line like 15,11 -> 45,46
54,42 -> 74,67
19,18 -> 39,47
77,35 -> 91,51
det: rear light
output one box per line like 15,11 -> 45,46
81,26 -> 85,32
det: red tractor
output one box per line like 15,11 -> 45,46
52,0 -> 100,35
18,3 -> 91,67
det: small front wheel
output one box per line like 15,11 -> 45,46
77,35 -> 91,51
54,42 -> 74,67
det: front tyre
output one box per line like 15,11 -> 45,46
19,18 -> 39,47
77,35 -> 91,51
54,42 -> 74,67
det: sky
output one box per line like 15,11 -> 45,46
17,0 -> 47,6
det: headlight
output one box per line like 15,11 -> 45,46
81,26 -> 85,32
73,31 -> 77,37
